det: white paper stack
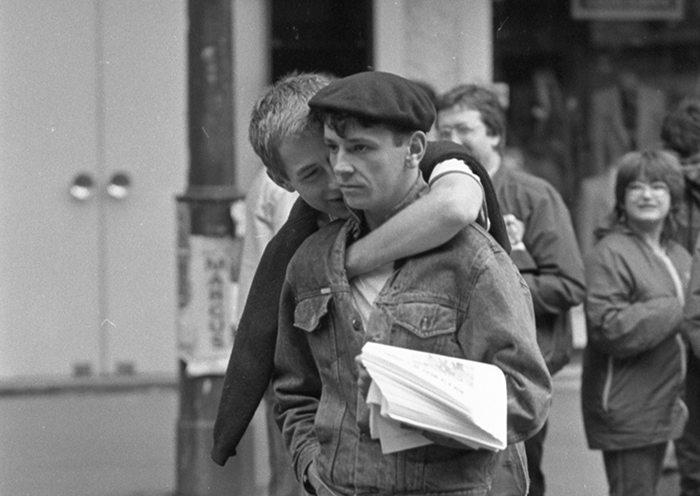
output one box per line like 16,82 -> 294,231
359,341 -> 507,454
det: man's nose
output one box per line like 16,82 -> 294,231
447,129 -> 461,145
332,149 -> 354,178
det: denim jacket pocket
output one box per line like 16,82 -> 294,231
387,302 -> 456,339
295,292 -> 332,333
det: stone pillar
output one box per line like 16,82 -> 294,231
373,0 -> 493,93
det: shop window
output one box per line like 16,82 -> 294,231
271,0 -> 373,81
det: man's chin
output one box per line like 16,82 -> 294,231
334,210 -> 351,220
324,201 -> 351,219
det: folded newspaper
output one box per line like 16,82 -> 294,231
359,342 -> 507,454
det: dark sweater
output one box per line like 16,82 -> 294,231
211,140 -> 509,465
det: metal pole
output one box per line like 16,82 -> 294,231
176,0 -> 245,494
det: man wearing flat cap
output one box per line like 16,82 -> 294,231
272,71 -> 551,496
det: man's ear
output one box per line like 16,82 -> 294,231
266,170 -> 295,193
405,131 -> 427,169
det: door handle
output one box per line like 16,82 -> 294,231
69,173 -> 95,201
106,172 -> 131,200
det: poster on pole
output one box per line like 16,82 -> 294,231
177,235 -> 237,377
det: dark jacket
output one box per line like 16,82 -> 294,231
581,229 -> 690,450
211,141 -> 509,465
677,154 -> 700,252
677,154 -> 700,353
491,165 -> 586,375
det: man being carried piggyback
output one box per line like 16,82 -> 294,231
273,71 -> 552,496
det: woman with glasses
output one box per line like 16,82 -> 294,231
581,149 -> 691,496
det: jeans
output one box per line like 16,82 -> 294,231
602,443 -> 666,496
488,442 -> 529,496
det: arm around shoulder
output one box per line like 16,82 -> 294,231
344,171 -> 482,279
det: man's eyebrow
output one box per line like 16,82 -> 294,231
344,134 -> 379,144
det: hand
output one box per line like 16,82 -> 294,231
503,214 -> 526,250
355,356 -> 372,434
355,355 -> 371,400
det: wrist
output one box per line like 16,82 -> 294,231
344,244 -> 363,280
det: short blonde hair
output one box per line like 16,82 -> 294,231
248,72 -> 333,181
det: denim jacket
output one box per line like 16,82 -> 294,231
273,180 -> 552,496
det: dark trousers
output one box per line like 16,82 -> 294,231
677,352 -> 700,496
603,443 -> 666,496
524,421 -> 548,496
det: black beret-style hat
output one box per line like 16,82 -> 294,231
308,71 -> 436,132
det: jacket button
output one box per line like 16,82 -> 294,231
352,318 -> 362,331
421,316 -> 430,329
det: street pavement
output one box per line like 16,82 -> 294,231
544,357 -> 680,496
0,360 -> 683,496
0,385 -> 178,496
542,362 -> 608,494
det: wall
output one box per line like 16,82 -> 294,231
232,0 -> 271,193
374,0 -> 493,93
233,0 -> 495,192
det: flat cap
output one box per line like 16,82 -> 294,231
308,71 -> 435,132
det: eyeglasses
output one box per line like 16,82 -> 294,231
625,181 -> 670,197
437,125 -> 472,141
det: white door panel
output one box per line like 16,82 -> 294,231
0,0 -> 186,378
0,0 -> 101,377
101,0 -> 186,374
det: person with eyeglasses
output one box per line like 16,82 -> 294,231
581,149 -> 691,496
435,83 -> 585,496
